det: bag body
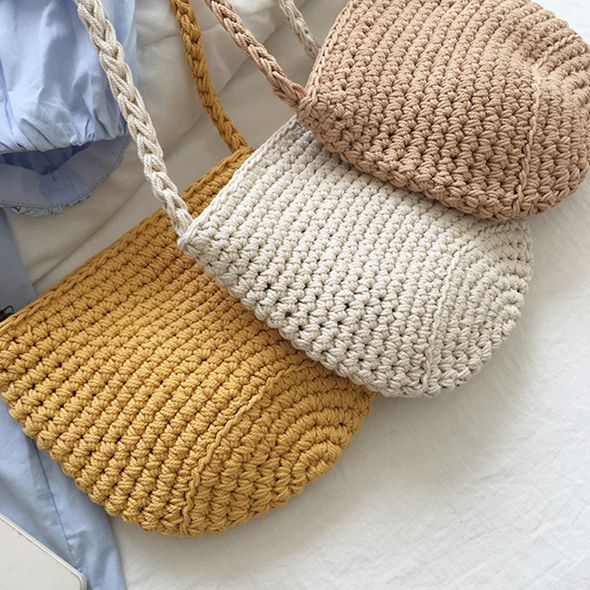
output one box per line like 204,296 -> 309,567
205,0 -> 590,220
185,117 -> 532,398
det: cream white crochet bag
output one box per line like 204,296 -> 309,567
183,118 -> 532,397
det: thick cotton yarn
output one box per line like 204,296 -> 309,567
184,119 -> 533,398
0,144 -> 372,537
170,0 -> 249,153
273,0 -> 319,59
299,0 -> 590,220
205,0 -> 590,221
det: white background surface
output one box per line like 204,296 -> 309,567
9,1 -> 590,588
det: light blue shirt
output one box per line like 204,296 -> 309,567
0,0 -> 136,215
0,400 -> 128,590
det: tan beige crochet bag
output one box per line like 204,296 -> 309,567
205,0 -> 590,221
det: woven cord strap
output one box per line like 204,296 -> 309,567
76,0 -> 193,237
203,0 -> 305,110
274,0 -> 319,59
170,0 -> 248,152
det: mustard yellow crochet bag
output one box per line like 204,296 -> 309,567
0,1 -> 372,537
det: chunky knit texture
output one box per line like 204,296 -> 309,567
184,119 -> 533,398
0,1 -> 372,537
205,0 -> 590,221
273,0 -> 319,59
0,151 -> 372,536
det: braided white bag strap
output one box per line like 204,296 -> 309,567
273,0 -> 319,59
76,0 -> 193,238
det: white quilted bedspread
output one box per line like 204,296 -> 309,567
8,1 -> 590,588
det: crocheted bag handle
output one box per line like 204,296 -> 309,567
75,0 -> 248,241
170,0 -> 248,152
75,0 -> 310,239
273,0 -> 319,59
202,0 -> 306,110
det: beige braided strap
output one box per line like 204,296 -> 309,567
274,0 -> 319,59
203,0 -> 305,110
170,0 -> 248,152
76,0 -> 193,238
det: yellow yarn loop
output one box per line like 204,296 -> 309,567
170,0 -> 248,153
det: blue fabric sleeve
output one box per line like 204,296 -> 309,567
0,0 -> 136,216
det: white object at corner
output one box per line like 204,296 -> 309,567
0,513 -> 86,590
